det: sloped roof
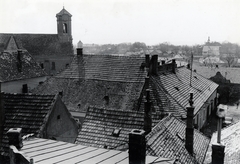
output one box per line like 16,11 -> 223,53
56,55 -> 147,82
146,115 -> 210,164
32,55 -> 147,112
152,67 -> 218,116
0,51 -> 47,82
0,33 -> 73,56
204,120 -> 240,164
0,93 -> 57,156
31,78 -> 145,112
56,7 -> 72,17
19,137 -> 175,164
75,106 -> 162,150
193,64 -> 240,84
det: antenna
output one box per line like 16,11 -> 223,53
190,50 -> 193,87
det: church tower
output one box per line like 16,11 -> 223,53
56,7 -> 72,43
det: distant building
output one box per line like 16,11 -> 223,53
0,7 -> 74,76
0,93 -> 78,160
202,37 -> 220,56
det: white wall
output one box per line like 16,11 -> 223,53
1,76 -> 47,93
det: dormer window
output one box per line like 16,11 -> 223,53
112,128 -> 121,137
104,96 -> 109,105
174,87 -> 179,91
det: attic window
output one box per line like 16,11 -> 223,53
112,128 -> 121,137
174,87 -> 179,91
57,115 -> 60,120
40,63 -> 44,69
104,96 -> 109,105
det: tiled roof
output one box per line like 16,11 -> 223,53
32,55 -> 147,111
0,93 -> 57,156
146,115 -> 210,164
0,51 -> 47,82
204,120 -> 240,164
31,78 -> 144,112
147,76 -> 186,118
19,137 -> 175,164
75,106 -> 162,150
0,33 -> 73,56
152,67 -> 218,116
193,64 -> 240,84
56,55 -> 147,82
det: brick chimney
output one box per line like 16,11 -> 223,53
185,92 -> 194,155
144,89 -> 152,134
77,40 -> 83,56
129,129 -> 146,164
0,91 -> 4,142
212,105 -> 225,164
145,76 -> 149,89
7,128 -> 23,149
17,50 -> 22,72
151,55 -> 158,75
145,54 -> 150,68
172,59 -> 176,74
161,60 -> 165,65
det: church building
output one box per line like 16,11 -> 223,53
0,7 -> 74,76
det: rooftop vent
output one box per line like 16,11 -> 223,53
174,87 -> 179,91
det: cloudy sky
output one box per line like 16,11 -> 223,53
0,0 -> 240,46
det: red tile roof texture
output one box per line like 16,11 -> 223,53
0,93 -> 57,156
75,106 -> 162,150
146,115 -> 210,164
0,51 -> 47,82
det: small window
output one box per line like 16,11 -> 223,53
22,84 -> 28,93
52,62 -> 56,70
174,87 -> 179,91
104,96 -> 109,105
63,23 -> 68,33
40,63 -> 44,69
57,115 -> 60,120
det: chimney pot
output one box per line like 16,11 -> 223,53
77,48 -> 83,56
151,55 -> 158,75
145,76 -> 149,89
129,129 -> 146,164
185,93 -> 194,155
7,128 -> 23,149
172,59 -> 176,73
144,89 -> 152,134
212,143 -> 225,164
145,54 -> 150,68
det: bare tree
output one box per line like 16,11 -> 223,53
224,54 -> 236,67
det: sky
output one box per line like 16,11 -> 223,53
0,0 -> 240,46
